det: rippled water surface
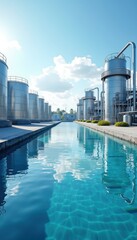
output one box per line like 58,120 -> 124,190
0,122 -> 137,239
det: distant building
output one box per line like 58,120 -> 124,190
51,113 -> 61,121
63,113 -> 76,121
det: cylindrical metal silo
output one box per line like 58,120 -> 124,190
45,102 -> 49,121
8,76 -> 30,124
0,52 -> 11,127
29,90 -> 39,122
77,98 -> 84,120
48,105 -> 52,120
101,54 -> 130,124
38,96 -> 45,121
83,90 -> 95,120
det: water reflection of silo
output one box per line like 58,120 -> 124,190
0,158 -> 7,209
77,125 -> 84,146
38,130 -> 51,150
83,128 -> 99,155
102,136 -> 130,195
38,134 -> 45,150
27,138 -> 38,158
44,130 -> 51,144
7,145 -> 28,175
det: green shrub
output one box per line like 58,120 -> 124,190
115,121 -> 129,127
92,120 -> 99,123
86,120 -> 92,123
98,120 -> 110,126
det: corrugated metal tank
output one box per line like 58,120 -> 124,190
8,76 -> 30,124
77,98 -> 84,120
38,96 -> 45,121
48,105 -> 52,120
83,90 -> 95,120
45,102 -> 49,120
101,55 -> 130,124
29,90 -> 39,122
0,52 -> 11,127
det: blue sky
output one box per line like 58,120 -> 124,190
0,0 -> 137,111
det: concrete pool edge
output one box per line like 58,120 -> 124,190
0,121 -> 60,152
76,121 -> 137,145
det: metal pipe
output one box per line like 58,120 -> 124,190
116,41 -> 136,111
101,90 -> 105,120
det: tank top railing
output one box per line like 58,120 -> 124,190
38,95 -> 44,99
8,76 -> 28,85
105,52 -> 125,62
29,89 -> 38,95
0,52 -> 7,64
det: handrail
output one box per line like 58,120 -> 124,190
0,52 -> 7,64
29,89 -> 38,95
8,76 -> 28,85
38,95 -> 44,99
105,52 -> 125,62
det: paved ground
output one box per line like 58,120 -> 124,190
0,122 -> 60,151
76,121 -> 137,145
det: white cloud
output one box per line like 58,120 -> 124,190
30,55 -> 103,111
0,33 -> 21,52
7,40 -> 21,50
35,67 -> 73,93
54,55 -> 103,81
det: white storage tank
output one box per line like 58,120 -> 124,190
29,90 -> 39,122
101,54 -> 130,124
38,96 -> 45,121
83,90 -> 95,120
0,52 -> 11,127
8,76 -> 30,124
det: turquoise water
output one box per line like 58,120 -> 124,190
0,122 -> 137,239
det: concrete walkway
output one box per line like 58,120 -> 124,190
0,121 -> 60,151
76,121 -> 137,145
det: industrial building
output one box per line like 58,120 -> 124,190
77,42 -> 137,125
